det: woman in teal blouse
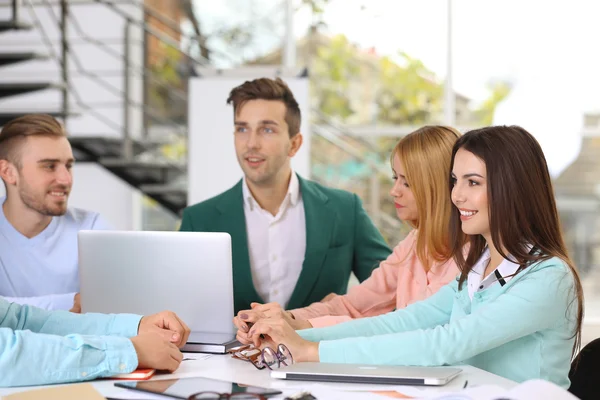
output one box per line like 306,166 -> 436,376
244,125 -> 584,388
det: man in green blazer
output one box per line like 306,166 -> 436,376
180,78 -> 391,313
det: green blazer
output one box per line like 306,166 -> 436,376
179,175 -> 391,313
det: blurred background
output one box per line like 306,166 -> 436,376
1,0 -> 599,341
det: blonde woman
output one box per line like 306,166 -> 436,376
235,126 -> 463,338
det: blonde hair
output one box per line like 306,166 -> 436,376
391,126 -> 461,269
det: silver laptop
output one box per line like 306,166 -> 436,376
271,363 -> 462,386
78,230 -> 238,353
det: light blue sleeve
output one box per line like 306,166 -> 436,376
315,263 -> 575,366
1,292 -> 77,311
0,299 -> 142,387
298,279 -> 457,342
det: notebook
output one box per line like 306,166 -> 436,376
108,368 -> 156,380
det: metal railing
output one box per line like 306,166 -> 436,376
21,0 -> 192,163
11,0 -> 406,240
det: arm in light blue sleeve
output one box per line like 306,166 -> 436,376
0,328 -> 139,387
1,292 -> 77,311
0,299 -> 142,387
317,263 -> 575,366
298,279 -> 457,342
0,298 -> 141,338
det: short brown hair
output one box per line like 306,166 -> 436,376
226,77 -> 301,137
0,114 -> 66,166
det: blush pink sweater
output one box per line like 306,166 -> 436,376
290,230 -> 460,328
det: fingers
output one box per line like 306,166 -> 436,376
165,356 -> 180,372
251,302 -> 281,313
248,321 -> 280,346
252,332 -> 262,348
162,311 -> 189,347
244,322 -> 267,348
153,326 -> 178,343
234,316 -> 249,332
257,336 -> 277,351
236,330 -> 253,344
236,303 -> 284,332
172,313 -> 191,347
171,345 -> 184,363
238,310 -> 264,324
163,343 -> 183,372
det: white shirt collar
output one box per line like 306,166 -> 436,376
468,247 -> 522,298
242,171 -> 300,212
473,247 -> 521,277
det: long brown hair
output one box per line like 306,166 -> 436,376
391,125 -> 461,269
449,125 -> 584,355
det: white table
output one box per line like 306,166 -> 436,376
0,353 -> 517,399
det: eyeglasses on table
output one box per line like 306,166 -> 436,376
230,343 -> 294,370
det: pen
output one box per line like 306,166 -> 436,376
463,380 -> 468,388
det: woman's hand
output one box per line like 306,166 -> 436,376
245,317 -> 320,363
233,302 -> 312,344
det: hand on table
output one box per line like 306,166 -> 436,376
234,302 -> 313,344
243,317 -> 320,363
131,332 -> 183,372
138,310 -> 191,348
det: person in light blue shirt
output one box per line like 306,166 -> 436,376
0,202 -> 110,311
242,126 -> 584,389
0,297 -> 191,387
0,114 -> 110,311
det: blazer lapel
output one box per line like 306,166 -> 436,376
216,181 -> 264,308
286,176 -> 335,309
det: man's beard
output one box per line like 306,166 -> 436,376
19,185 -> 68,217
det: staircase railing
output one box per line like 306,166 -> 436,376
25,0 -> 124,135
14,0 -> 406,241
24,0 -> 194,158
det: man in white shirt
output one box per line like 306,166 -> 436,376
0,114 -> 110,311
180,77 -> 391,313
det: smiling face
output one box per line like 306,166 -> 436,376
451,148 -> 490,238
12,135 -> 74,216
389,153 -> 419,223
233,99 -> 302,188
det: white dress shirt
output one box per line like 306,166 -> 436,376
467,247 -> 522,300
242,172 -> 306,307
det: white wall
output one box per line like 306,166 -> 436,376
68,164 -> 141,230
187,69 -> 311,205
0,1 -> 144,229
